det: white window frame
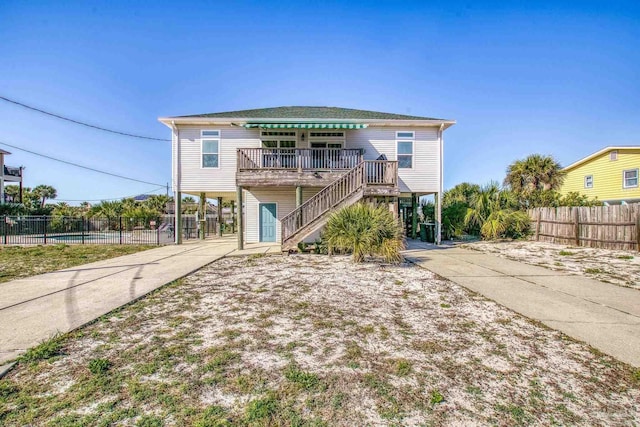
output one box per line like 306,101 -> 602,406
610,150 -> 618,161
260,130 -> 298,148
623,168 -> 638,189
396,131 -> 414,169
308,131 -> 345,148
201,129 -> 220,169
396,131 -> 415,139
584,175 -> 593,189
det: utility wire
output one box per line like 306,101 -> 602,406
0,95 -> 171,142
55,186 -> 167,202
0,141 -> 166,187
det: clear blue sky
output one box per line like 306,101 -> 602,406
1,0 -> 639,203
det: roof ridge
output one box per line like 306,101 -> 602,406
166,106 -> 450,121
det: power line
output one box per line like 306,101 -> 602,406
55,186 -> 167,202
0,95 -> 171,142
0,141 -> 166,187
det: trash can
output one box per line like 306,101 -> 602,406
425,222 -> 435,243
419,223 -> 428,241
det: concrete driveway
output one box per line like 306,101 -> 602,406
404,241 -> 640,367
0,236 -> 241,365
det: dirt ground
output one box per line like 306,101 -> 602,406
1,254 -> 639,426
461,240 -> 640,290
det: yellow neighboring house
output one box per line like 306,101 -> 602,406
561,146 -> 640,205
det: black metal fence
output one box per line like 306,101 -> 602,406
0,214 -> 236,246
0,216 -> 174,246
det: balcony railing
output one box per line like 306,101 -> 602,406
3,166 -> 22,178
237,148 -> 363,171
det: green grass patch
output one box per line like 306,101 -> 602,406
0,244 -> 154,283
19,334 -> 64,363
559,250 -> 574,256
284,365 -> 320,390
0,379 -> 18,398
430,389 -> 444,405
246,394 -> 278,423
393,359 -> 412,376
585,268 -> 603,274
617,255 -> 634,260
194,405 -> 231,427
136,415 -> 164,427
88,358 -> 112,375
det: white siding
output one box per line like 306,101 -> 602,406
345,126 -> 441,193
244,188 -> 320,243
177,125 -> 261,193
174,124 -> 441,195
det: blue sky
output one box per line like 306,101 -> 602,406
1,0 -> 639,203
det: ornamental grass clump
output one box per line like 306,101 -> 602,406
322,203 -> 405,263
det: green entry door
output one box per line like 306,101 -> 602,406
259,203 -> 277,242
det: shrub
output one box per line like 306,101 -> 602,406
322,203 -> 405,263
480,210 -> 531,240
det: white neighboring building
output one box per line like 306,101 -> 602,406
0,149 -> 23,203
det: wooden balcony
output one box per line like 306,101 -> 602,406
236,148 -> 364,187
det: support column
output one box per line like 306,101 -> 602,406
199,193 -> 206,240
217,197 -> 223,237
175,192 -> 183,244
296,186 -> 303,208
435,192 -> 442,244
237,186 -> 244,250
230,200 -> 235,233
411,193 -> 418,240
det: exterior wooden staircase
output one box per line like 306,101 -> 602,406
281,160 -> 399,251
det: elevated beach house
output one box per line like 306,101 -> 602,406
159,107 -> 455,249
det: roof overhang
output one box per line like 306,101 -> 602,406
159,116 -> 456,129
563,146 -> 640,171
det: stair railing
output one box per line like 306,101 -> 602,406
281,160 -> 398,243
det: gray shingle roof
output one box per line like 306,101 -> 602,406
174,106 -> 445,121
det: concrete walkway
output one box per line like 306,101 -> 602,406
404,240 -> 640,367
0,235 -> 261,365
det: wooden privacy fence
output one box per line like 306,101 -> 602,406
528,205 -> 640,251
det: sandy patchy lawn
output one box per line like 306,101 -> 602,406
1,254 -> 639,426
461,240 -> 640,290
0,244 -> 155,284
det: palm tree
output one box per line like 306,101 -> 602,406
32,185 -> 58,207
91,200 -> 123,218
145,195 -> 170,213
443,182 -> 481,208
504,154 -> 565,192
464,182 -> 530,240
464,182 -> 502,233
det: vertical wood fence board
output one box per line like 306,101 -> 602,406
528,204 -> 639,251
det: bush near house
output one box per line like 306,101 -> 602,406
441,154 -> 600,241
322,203 -> 405,263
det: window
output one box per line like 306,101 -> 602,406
584,175 -> 593,188
610,150 -> 618,161
201,130 -> 220,168
261,131 -> 296,137
396,131 -> 414,168
309,131 -> 345,138
396,131 -> 414,139
623,169 -> 638,188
